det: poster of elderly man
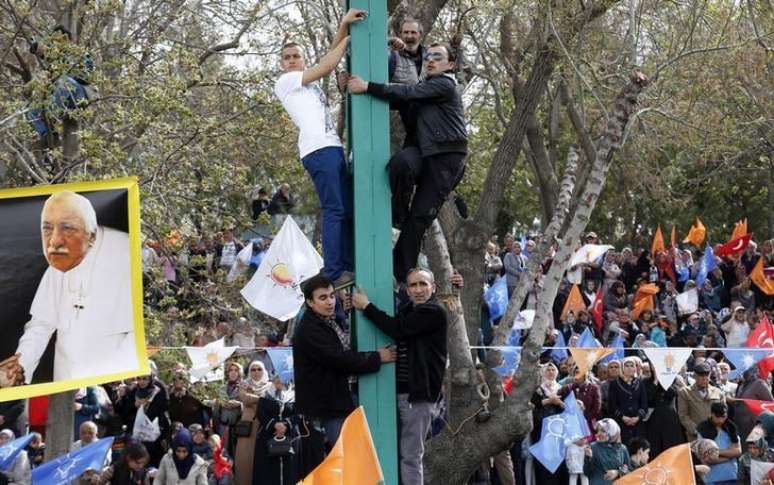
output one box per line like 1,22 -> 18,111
0,177 -> 148,402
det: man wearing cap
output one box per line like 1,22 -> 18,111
678,361 -> 725,440
722,305 -> 749,348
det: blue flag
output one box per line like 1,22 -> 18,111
529,415 -> 567,473
677,266 -> 690,283
33,437 -> 113,485
695,244 -> 717,288
577,327 -> 599,348
0,434 -> 34,471
550,331 -> 569,363
492,346 -> 521,376
507,328 -> 522,347
484,276 -> 509,322
266,348 -> 294,384
601,334 -> 625,364
723,348 -> 773,379
561,392 -> 591,439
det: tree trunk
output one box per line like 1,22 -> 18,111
423,71 -> 649,485
44,390 -> 75,460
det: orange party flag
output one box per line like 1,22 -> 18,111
651,225 -> 665,256
561,285 -> 587,321
683,217 -> 706,247
570,347 -> 615,379
751,257 -> 774,296
614,443 -> 695,485
731,218 -> 748,241
299,407 -> 384,485
631,283 -> 660,320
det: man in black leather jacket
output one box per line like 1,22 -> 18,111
352,268 -> 448,485
348,43 -> 467,283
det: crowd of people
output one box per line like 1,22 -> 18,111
476,230 -> 774,485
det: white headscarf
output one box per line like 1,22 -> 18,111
244,361 -> 271,397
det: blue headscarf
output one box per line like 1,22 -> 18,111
171,428 -> 196,479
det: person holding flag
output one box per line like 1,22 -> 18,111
530,363 -> 567,483
0,430 -> 31,485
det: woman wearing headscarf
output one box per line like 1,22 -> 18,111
155,429 -> 208,485
642,360 -> 685,457
737,435 -> 774,484
0,429 -> 31,485
215,362 -> 245,458
583,419 -> 631,485
607,357 -> 648,446
530,362 -> 566,484
603,282 -> 628,314
116,372 -> 170,467
732,366 -> 774,449
239,362 -> 298,485
232,361 -> 269,485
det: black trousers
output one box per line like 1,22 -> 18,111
389,147 -> 465,283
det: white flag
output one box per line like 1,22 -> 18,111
513,309 -> 536,330
226,242 -> 254,282
751,460 -> 774,485
185,338 -> 238,383
643,347 -> 692,390
569,244 -> 614,268
676,288 -> 698,315
240,216 -> 323,320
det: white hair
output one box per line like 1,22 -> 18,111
42,190 -> 98,235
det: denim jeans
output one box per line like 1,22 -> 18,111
302,146 -> 353,280
27,75 -> 88,139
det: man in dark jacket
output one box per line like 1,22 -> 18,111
0,399 -> 25,437
348,43 -> 467,283
352,267 -> 448,485
293,274 -> 396,448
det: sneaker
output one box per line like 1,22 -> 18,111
333,271 -> 355,290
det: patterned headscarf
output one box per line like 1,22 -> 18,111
596,418 -> 621,443
691,438 -> 720,465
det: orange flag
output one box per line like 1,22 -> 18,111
751,257 -> 774,296
561,285 -> 587,320
670,226 -> 676,249
299,407 -> 384,485
146,346 -> 162,357
614,443 -> 695,485
731,218 -> 748,241
631,283 -> 660,320
651,225 -> 665,256
683,217 -> 706,247
570,348 -> 615,379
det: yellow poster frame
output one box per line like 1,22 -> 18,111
0,176 -> 149,401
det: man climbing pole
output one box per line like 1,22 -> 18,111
347,42 -> 468,284
273,8 -> 367,290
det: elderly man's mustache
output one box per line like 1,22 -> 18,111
47,247 -> 70,256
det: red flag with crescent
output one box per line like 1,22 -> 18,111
715,234 -> 752,257
747,314 -> 774,378
742,399 -> 774,416
591,288 -> 604,334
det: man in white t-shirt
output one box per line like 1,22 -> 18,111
274,8 -> 366,290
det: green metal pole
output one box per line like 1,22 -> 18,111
348,1 -> 398,484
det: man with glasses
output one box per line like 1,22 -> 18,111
348,43 -> 467,283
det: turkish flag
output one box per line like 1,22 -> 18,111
742,399 -> 774,416
591,288 -> 604,334
747,314 -> 774,378
715,233 -> 752,257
